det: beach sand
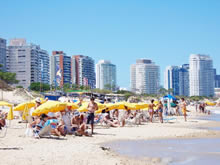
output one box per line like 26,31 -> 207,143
1,106 -> 220,165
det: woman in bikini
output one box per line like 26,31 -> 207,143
149,99 -> 155,123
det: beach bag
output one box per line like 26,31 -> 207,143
25,127 -> 33,137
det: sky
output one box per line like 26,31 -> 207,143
1,0 -> 220,89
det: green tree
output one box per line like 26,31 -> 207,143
0,72 -> 19,84
30,82 -> 50,92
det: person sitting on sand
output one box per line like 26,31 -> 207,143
0,110 -> 7,130
121,109 -> 133,127
60,105 -> 74,135
149,100 -> 155,123
72,111 -> 90,136
30,114 -> 49,138
103,113 -> 120,127
43,118 -> 67,137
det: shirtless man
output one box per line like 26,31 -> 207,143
180,98 -> 187,122
149,99 -> 155,123
87,97 -> 98,134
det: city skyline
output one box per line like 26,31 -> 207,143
1,0 -> 220,88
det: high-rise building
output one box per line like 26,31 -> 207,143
50,51 -> 71,87
164,66 -> 180,95
6,39 -> 49,88
189,54 -> 214,97
96,60 -> 116,90
179,64 -> 189,96
72,55 -> 95,88
130,59 -> 160,94
164,64 -> 189,96
214,69 -> 220,88
0,38 -> 7,71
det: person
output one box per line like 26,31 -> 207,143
77,98 -> 83,107
157,101 -> 163,123
180,98 -> 187,122
72,111 -> 89,136
175,102 -> 180,116
149,99 -> 155,123
60,105 -> 74,135
87,97 -> 98,134
103,113 -> 120,127
0,110 -> 7,130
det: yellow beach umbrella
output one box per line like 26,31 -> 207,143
66,102 -> 79,110
32,101 -> 66,116
95,103 -> 118,113
13,98 -> 46,111
205,101 -> 216,106
0,101 -> 14,120
78,102 -> 106,113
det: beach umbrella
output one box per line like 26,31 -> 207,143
205,101 -> 216,106
95,103 -> 119,113
78,102 -> 106,112
0,101 -> 13,120
163,94 -> 176,101
134,103 -> 149,110
13,98 -> 46,111
32,101 -> 66,116
66,102 -> 79,110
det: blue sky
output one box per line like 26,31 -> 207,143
1,0 -> 220,89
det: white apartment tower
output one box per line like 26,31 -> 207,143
130,59 -> 160,94
96,60 -> 116,90
189,54 -> 214,97
6,39 -> 49,88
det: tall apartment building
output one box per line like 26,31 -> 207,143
0,38 -> 7,71
179,64 -> 189,96
164,64 -> 189,96
72,55 -> 95,88
164,66 -> 180,95
50,51 -> 71,87
214,69 -> 220,88
96,60 -> 116,90
130,59 -> 160,94
6,39 -> 49,88
189,54 -> 214,97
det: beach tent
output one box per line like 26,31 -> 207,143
32,101 -> 67,116
0,101 -> 13,120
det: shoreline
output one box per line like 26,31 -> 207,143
1,109 -> 220,165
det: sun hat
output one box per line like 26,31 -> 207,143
74,111 -> 80,117
35,97 -> 41,103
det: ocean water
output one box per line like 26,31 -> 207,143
105,138 -> 220,165
104,110 -> 220,165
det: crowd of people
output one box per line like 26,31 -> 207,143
0,96 -> 211,139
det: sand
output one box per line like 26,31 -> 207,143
0,106 -> 220,165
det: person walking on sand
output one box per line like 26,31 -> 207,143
87,97 -> 98,134
149,99 -> 155,123
180,98 -> 187,122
